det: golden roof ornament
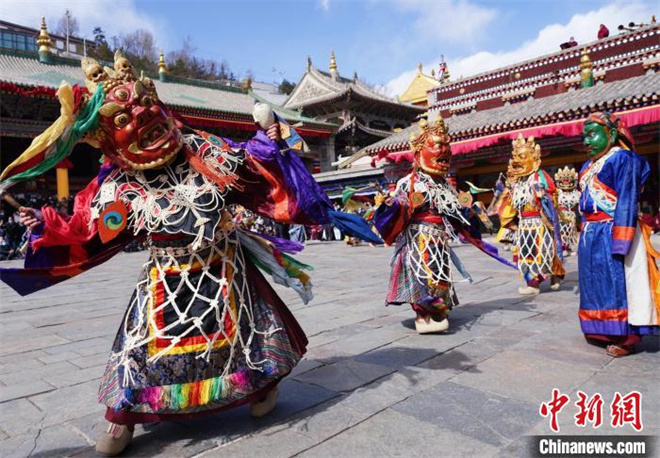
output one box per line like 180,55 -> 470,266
580,48 -> 594,88
37,17 -> 54,63
158,52 -> 167,74
418,63 -> 423,74
330,51 -> 337,71
158,52 -> 167,81
329,51 -> 339,80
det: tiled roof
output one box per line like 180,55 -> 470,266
284,65 -> 423,111
343,71 -> 660,166
0,51 -> 331,127
336,118 -> 392,138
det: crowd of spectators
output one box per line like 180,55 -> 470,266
0,193 -> 74,260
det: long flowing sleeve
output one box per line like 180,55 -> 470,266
228,131 -> 381,243
612,149 -> 650,255
0,169 -> 133,296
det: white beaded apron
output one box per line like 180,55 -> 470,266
91,134 -> 279,386
557,189 -> 580,249
511,175 -> 554,277
396,172 -> 468,288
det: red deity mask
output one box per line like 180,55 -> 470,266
412,117 -> 452,177
82,52 -> 183,170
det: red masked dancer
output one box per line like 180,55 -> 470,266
373,117 -> 514,334
0,52 -> 380,456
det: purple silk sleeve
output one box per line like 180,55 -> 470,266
227,131 -> 332,224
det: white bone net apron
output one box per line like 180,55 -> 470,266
511,176 -> 555,279
557,189 -> 580,251
93,135 -> 303,417
386,172 -> 464,315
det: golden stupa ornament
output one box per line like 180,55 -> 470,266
37,17 -> 54,63
580,48 -> 594,89
329,51 -> 339,80
158,52 -> 167,81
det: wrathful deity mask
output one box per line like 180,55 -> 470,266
82,51 -> 183,170
554,166 -> 578,191
508,134 -> 541,181
582,112 -> 634,160
410,116 -> 452,177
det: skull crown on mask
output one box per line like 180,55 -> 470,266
411,117 -> 452,177
507,134 -> 541,181
81,51 -> 183,170
554,166 -> 578,191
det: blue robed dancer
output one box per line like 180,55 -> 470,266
578,112 -> 659,357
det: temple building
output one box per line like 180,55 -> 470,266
0,18 -> 335,199
1,18 -> 93,60
397,63 -> 441,106
284,52 -> 425,169
341,23 -> 660,211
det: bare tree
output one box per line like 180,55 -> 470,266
117,29 -> 157,62
55,9 -> 80,37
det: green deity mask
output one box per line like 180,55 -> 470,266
583,121 -> 617,160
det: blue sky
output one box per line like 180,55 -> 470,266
2,0 -> 657,95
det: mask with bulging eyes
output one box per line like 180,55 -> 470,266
508,134 -> 541,181
411,117 -> 452,177
96,79 -> 184,170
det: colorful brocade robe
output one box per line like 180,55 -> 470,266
509,170 -> 564,283
578,147 -> 659,336
556,189 -> 580,252
373,171 -> 513,318
0,129 -> 377,424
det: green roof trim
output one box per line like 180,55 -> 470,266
249,89 -> 336,127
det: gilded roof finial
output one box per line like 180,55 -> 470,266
37,17 -> 54,63
329,51 -> 339,81
307,56 -> 312,71
242,77 -> 253,91
330,51 -> 337,72
580,48 -> 594,88
431,68 -> 436,77
158,51 -> 167,81
158,52 -> 166,74
418,63 -> 423,74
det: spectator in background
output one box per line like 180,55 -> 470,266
560,36 -> 578,50
598,24 -> 610,39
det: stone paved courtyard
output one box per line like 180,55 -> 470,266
0,238 -> 658,457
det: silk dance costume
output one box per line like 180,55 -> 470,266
502,135 -> 565,296
578,112 -> 658,357
554,167 -> 580,256
373,117 -> 514,334
0,52 -> 380,455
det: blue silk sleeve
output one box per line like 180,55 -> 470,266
611,149 -> 649,255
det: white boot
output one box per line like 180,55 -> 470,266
518,286 -> 540,296
415,314 -> 449,334
250,386 -> 279,418
95,423 -> 134,456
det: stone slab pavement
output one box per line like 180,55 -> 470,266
0,236 -> 658,457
